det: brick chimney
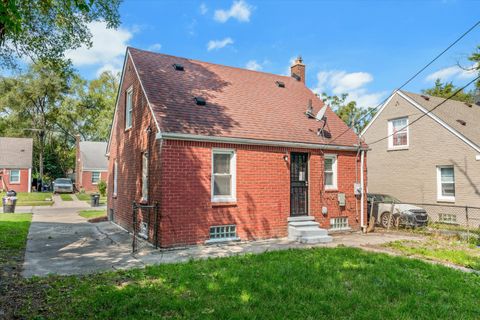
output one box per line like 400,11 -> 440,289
290,56 -> 305,84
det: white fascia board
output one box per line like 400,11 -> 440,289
360,90 -> 397,137
397,91 -> 480,154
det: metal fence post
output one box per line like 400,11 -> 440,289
154,202 -> 159,249
132,202 -> 137,253
466,206 -> 470,242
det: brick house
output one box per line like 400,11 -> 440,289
75,138 -> 108,192
0,137 -> 33,193
107,47 -> 367,248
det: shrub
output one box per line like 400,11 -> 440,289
97,180 -> 107,197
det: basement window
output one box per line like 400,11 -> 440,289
209,225 -> 237,241
438,213 -> 457,224
275,81 -> 285,88
172,63 -> 184,71
330,217 -> 349,230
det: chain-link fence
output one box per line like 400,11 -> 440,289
132,202 -> 159,253
367,199 -> 480,238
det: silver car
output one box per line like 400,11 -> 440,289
367,193 -> 428,228
53,178 -> 74,194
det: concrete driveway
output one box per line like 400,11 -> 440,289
22,199 -> 150,277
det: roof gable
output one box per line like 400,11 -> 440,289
0,137 -> 33,168
126,47 -> 360,147
79,141 -> 108,170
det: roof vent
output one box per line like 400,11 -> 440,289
194,97 -> 206,106
420,94 -> 430,101
172,63 -> 184,71
275,81 -> 285,88
291,73 -> 301,82
305,99 -> 314,118
456,119 -> 466,126
465,102 -> 473,108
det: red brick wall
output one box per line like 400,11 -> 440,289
80,171 -> 108,193
1,168 -> 30,193
108,54 -> 367,248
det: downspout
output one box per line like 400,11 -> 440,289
156,132 -> 164,248
360,150 -> 365,231
28,168 -> 32,193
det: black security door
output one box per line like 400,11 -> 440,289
290,152 -> 308,216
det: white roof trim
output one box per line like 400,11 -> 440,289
360,90 -> 397,136
161,132 -> 366,151
106,48 -> 162,155
396,91 -> 480,153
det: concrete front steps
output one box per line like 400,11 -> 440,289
288,216 -> 332,244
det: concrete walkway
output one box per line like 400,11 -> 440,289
23,202 -> 425,277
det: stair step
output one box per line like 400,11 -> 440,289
288,226 -> 329,238
288,221 -> 320,227
287,216 -> 315,222
298,235 -> 333,244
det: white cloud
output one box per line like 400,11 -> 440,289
245,60 -> 262,71
207,37 -> 234,51
200,3 -> 208,15
65,21 -> 132,76
95,64 -> 121,77
147,43 -> 162,52
425,64 -> 478,82
313,70 -> 386,109
214,0 -> 253,23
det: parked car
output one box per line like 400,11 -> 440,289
53,178 -> 74,194
367,193 -> 428,228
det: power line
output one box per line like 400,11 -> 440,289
366,74 -> 480,146
328,19 -> 480,145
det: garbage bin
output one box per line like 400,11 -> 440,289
90,193 -> 100,207
2,190 -> 17,213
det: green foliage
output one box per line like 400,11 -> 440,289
97,180 -> 107,197
469,45 -> 480,90
0,0 -> 121,68
60,194 -> 73,201
78,209 -> 106,219
16,247 -> 480,319
320,93 -> 376,133
422,79 -> 474,102
0,213 -> 31,251
0,192 -> 53,206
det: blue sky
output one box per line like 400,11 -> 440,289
67,0 -> 480,109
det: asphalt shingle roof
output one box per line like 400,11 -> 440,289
79,141 -> 108,170
0,137 -> 33,168
128,47 -> 361,147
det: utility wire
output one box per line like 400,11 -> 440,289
366,74 -> 480,146
328,19 -> 480,144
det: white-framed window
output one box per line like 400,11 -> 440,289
113,160 -> 118,196
437,166 -> 455,202
9,169 -> 20,183
388,117 -> 409,149
324,154 -> 337,190
125,86 -> 133,129
142,152 -> 148,201
209,225 -> 237,240
211,149 -> 236,202
330,217 -> 349,230
91,171 -> 101,184
438,213 -> 457,224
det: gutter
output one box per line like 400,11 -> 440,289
158,132 -> 367,152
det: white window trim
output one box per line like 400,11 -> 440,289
125,86 -> 133,130
211,148 -> 236,203
9,169 -> 20,184
388,117 -> 409,150
113,160 -> 118,197
324,154 -> 337,190
91,171 -> 101,185
436,165 -> 455,202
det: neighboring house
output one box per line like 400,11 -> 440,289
0,137 -> 33,193
107,47 -> 367,248
75,138 -> 108,192
362,90 -> 480,207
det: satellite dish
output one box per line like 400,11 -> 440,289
315,106 -> 327,121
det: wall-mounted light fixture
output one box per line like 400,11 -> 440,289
283,154 -> 289,162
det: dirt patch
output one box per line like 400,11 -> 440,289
88,216 -> 108,223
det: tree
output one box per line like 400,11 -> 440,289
422,79 -> 474,103
320,93 -> 376,134
469,45 -> 480,90
0,0 -> 121,68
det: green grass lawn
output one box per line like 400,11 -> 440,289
17,247 -> 480,319
78,209 -> 107,219
385,237 -> 480,270
76,192 -> 107,205
1,192 -> 53,207
60,193 -> 73,201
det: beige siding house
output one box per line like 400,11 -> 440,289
361,90 -> 480,207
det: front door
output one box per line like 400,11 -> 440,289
290,152 -> 308,216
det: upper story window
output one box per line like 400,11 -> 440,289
437,166 -> 455,202
91,171 -> 100,184
388,117 -> 408,149
125,86 -> 133,129
211,149 -> 236,203
324,154 -> 337,190
9,169 -> 20,183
